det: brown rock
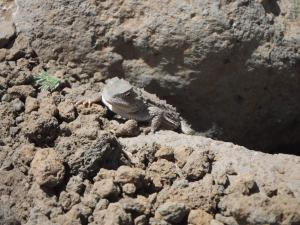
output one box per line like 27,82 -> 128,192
115,119 -> 140,137
91,178 -> 120,200
7,85 -> 35,99
25,96 -> 39,113
182,150 -> 213,181
115,166 -> 146,188
155,202 -> 189,224
57,100 -> 77,122
188,209 -> 213,225
92,203 -> 133,225
155,146 -> 174,161
147,159 -> 177,187
122,183 -> 136,196
174,146 -> 194,168
30,148 -> 65,188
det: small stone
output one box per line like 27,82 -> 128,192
12,98 -> 25,112
134,215 -> 147,225
16,144 -> 36,166
7,85 -> 35,99
25,96 -> 39,113
188,209 -> 213,225
91,178 -> 120,200
1,94 -> 10,102
58,100 -> 77,122
147,159 -> 177,187
92,203 -> 132,225
15,116 -> 24,124
155,146 -> 174,161
155,202 -> 189,224
119,197 -> 146,214
122,183 -> 136,196
66,175 -> 85,194
94,168 -> 116,181
93,71 -> 106,82
174,146 -> 193,168
30,148 -> 65,188
115,119 -> 140,137
182,150 -> 213,181
9,126 -> 20,136
115,166 -> 146,189
95,199 -> 109,211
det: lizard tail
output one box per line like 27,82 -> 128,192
180,119 -> 217,138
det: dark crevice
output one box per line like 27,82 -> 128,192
261,0 -> 281,16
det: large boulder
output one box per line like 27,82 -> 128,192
12,0 -> 300,153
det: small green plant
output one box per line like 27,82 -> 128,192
34,71 -> 61,92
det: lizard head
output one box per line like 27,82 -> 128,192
102,77 -> 135,106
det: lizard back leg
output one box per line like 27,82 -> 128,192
150,114 -> 163,132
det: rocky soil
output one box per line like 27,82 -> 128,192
0,0 -> 300,225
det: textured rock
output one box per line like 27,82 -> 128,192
12,0 -> 300,153
182,150 -> 214,181
92,203 -> 133,225
30,148 -> 65,188
155,202 -> 189,224
55,132 -> 121,178
188,209 -> 213,225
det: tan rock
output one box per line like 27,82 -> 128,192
30,148 -> 65,188
188,209 -> 213,225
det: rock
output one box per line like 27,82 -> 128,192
12,98 -> 25,112
91,179 -> 120,201
7,85 -> 35,99
134,215 -> 147,225
155,202 -> 189,224
155,146 -> 174,161
59,191 -> 80,211
119,197 -> 146,215
147,159 -> 178,187
182,150 -> 214,181
55,132 -> 121,178
92,203 -> 133,225
25,96 -> 39,113
66,176 -> 85,195
0,21 -> 15,48
115,166 -> 146,189
57,100 -> 77,122
188,209 -> 213,225
115,119 -> 140,137
67,114 -> 101,139
94,168 -> 116,181
122,183 -> 136,196
21,111 -> 59,145
173,147 -> 193,168
30,148 -> 65,188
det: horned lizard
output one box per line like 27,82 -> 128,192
77,77 -> 195,134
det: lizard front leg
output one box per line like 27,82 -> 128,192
75,92 -> 102,107
150,113 -> 163,132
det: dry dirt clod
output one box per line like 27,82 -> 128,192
155,202 -> 190,224
115,119 -> 140,137
188,209 -> 214,225
91,178 -> 120,201
30,148 -> 65,188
